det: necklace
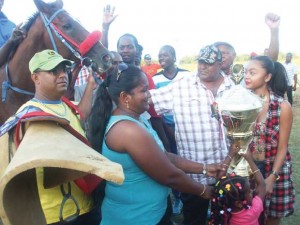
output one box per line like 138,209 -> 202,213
32,98 -> 67,117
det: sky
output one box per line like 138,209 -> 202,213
3,0 -> 300,62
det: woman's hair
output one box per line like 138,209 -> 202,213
270,62 -> 288,97
209,174 -> 249,225
87,65 -> 144,152
251,56 -> 287,97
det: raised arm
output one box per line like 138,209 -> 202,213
265,13 -> 280,61
101,4 -> 118,49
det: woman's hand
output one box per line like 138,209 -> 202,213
265,176 -> 275,197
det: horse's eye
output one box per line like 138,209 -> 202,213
62,23 -> 72,31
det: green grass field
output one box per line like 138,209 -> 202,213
281,88 -> 300,225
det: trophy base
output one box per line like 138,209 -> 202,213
228,157 -> 250,177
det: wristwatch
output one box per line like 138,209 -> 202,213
203,164 -> 207,176
271,170 -> 280,181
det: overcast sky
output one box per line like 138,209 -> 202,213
3,0 -> 300,61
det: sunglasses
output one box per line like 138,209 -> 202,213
36,66 -> 71,76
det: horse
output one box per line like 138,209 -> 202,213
0,0 -> 111,124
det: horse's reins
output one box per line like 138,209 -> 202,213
2,8 -> 101,102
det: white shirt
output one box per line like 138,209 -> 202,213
150,72 -> 234,183
284,62 -> 298,86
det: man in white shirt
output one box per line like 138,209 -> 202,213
283,52 -> 298,105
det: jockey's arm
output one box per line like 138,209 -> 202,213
0,24 -> 27,67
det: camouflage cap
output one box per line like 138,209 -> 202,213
197,45 -> 222,64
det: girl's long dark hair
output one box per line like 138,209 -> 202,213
87,65 -> 144,152
251,56 -> 288,97
270,61 -> 288,97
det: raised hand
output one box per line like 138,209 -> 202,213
102,4 -> 118,27
265,12 -> 280,30
9,23 -> 27,45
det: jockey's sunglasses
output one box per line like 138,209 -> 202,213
35,65 -> 71,76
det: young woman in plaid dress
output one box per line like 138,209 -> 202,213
245,56 -> 295,225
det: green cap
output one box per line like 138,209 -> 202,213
29,49 -> 73,73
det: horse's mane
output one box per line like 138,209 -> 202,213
22,12 -> 40,32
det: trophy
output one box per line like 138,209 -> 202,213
217,64 -> 263,176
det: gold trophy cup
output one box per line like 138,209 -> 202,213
218,64 -> 262,176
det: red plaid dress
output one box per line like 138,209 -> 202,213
252,92 -> 295,218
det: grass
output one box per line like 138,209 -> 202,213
281,88 -> 300,225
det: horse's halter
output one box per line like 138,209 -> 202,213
40,9 -> 102,84
40,9 -> 84,61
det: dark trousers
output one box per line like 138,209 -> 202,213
157,196 -> 173,225
287,85 -> 293,105
181,193 -> 209,225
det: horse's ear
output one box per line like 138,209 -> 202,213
33,0 -> 63,14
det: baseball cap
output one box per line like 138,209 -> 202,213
29,49 -> 73,73
144,54 -> 151,60
197,45 -> 222,64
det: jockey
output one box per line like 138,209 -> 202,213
0,50 -> 101,225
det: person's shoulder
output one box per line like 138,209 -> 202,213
280,99 -> 292,113
108,116 -> 148,137
153,70 -> 164,77
0,12 -> 15,26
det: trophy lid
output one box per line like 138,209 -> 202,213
217,85 -> 263,112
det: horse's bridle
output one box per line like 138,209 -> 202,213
2,8 -> 100,102
40,9 -> 83,61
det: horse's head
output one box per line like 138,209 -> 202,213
33,0 -> 112,74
